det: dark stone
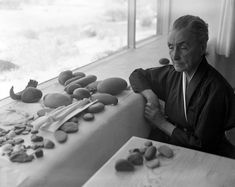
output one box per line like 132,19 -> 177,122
14,138 -> 24,145
31,129 -> 39,134
34,149 -> 43,158
44,139 -> 55,149
54,130 -> 68,143
31,142 -> 44,150
60,122 -> 78,133
31,134 -> 43,142
10,151 -> 34,163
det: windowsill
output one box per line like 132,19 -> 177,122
0,35 -> 169,109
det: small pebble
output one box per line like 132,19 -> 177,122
145,158 -> 160,169
144,140 -> 153,147
158,145 -> 174,158
144,146 -> 157,161
14,128 -> 25,135
129,148 -> 140,154
14,138 -> 24,145
2,143 -> 13,152
31,129 -> 39,134
83,113 -> 95,121
21,131 -> 30,135
14,124 -> 26,129
31,134 -> 44,142
6,139 -> 15,145
139,147 -> 147,155
0,138 -> 6,144
13,144 -> 24,152
60,122 -> 78,133
31,142 -> 44,150
69,117 -> 79,123
159,58 -> 170,65
54,130 -> 68,143
87,102 -> 105,113
127,152 -> 143,166
34,149 -> 43,158
37,108 -> 52,117
10,151 -> 34,163
7,131 -> 16,139
115,159 -> 134,172
44,139 -> 55,149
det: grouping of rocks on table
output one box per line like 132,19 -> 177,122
115,140 -> 174,172
0,123 -> 55,163
3,70 -> 129,163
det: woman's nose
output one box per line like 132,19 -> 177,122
171,47 -> 180,60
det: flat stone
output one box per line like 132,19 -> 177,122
37,108 -> 52,117
14,124 -> 26,129
13,144 -> 25,153
21,130 -> 30,135
14,138 -> 24,145
31,134 -> 44,142
127,152 -> 143,166
14,128 -> 25,135
60,122 -> 78,133
0,137 -> 6,144
145,158 -> 160,169
144,140 -> 153,147
83,113 -> 95,121
69,117 -> 79,123
10,151 -> 34,163
44,139 -> 55,149
7,131 -> 16,139
2,143 -> 13,152
54,130 -> 68,143
6,139 -> 15,145
31,129 -> 39,134
31,142 -> 44,150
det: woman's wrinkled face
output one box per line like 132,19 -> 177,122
167,28 -> 204,76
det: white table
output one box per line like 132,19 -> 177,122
83,136 -> 235,187
0,91 -> 150,187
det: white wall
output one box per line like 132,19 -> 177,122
169,0 -> 235,88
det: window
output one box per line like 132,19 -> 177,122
136,0 -> 157,42
0,0 -> 162,100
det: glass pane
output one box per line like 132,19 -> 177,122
136,0 -> 157,41
0,0 -> 127,100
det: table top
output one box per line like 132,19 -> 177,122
0,91 -> 150,187
83,136 -> 235,187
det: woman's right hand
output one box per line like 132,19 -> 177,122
141,89 -> 160,107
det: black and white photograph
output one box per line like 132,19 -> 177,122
0,0 -> 235,186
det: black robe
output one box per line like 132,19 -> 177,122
129,56 -> 235,155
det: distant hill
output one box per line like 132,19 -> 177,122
0,60 -> 19,72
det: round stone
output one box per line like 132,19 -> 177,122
83,113 -> 95,121
60,122 -> 78,133
54,130 -> 68,143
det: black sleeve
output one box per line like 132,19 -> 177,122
129,66 -> 173,101
170,88 -> 229,152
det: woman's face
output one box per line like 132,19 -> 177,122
167,28 -> 204,76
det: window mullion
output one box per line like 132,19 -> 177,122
128,0 -> 136,48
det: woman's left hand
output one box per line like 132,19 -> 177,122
144,102 -> 166,128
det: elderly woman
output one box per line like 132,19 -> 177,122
129,15 -> 235,158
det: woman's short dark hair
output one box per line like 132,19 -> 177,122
172,15 -> 209,45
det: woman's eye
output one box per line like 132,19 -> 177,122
168,45 -> 173,50
180,45 -> 188,50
